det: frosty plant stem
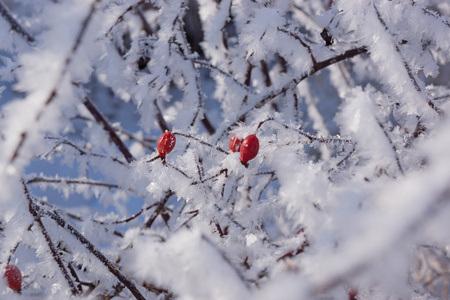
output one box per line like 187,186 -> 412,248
220,46 -> 368,137
173,132 -> 229,154
83,97 -> 135,163
22,181 -> 149,299
0,0 -> 35,43
8,0 -> 101,165
23,181 -> 80,296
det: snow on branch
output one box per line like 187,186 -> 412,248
0,0 -> 449,299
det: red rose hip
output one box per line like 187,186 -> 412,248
229,135 -> 242,153
240,134 -> 259,164
157,131 -> 176,156
4,264 -> 22,292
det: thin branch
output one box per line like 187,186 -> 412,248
257,173 -> 276,201
23,181 -> 80,296
173,131 -> 229,154
218,46 -> 367,138
154,99 -> 170,133
259,60 -> 272,87
42,208 -> 147,300
201,234 -> 250,288
0,1 -> 35,43
9,0 -> 101,164
44,137 -> 127,165
26,177 -> 120,189
175,20 -> 203,129
277,27 -> 317,66
192,59 -> 254,94
191,168 -> 228,186
105,0 -> 145,36
144,191 -> 174,229
83,97 -> 135,163
373,4 -> 441,115
376,119 -> 404,175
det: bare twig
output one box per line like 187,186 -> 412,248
83,97 -> 135,163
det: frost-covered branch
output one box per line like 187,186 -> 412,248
83,97 -> 135,163
0,1 -> 35,43
43,208 -> 148,300
23,182 -> 80,296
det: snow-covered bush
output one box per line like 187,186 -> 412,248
1,0 -> 449,299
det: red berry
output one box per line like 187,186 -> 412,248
229,135 -> 242,153
345,285 -> 358,300
157,131 -> 176,156
240,134 -> 259,163
4,264 -> 22,292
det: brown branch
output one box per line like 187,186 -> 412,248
0,1 -> 35,43
376,120 -> 404,175
154,99 -> 170,133
277,27 -> 317,66
105,0 -> 145,36
42,208 -> 147,300
83,97 -> 135,163
259,60 -> 272,87
9,0 -> 101,164
44,137 -> 126,165
193,59 -> 254,94
26,177 -> 120,189
23,181 -> 80,296
144,191 -> 174,229
173,131 -> 229,154
201,234 -> 250,288
218,46 -> 367,137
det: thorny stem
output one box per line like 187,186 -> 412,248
23,181 -> 80,296
9,0 -> 101,164
83,97 -> 135,163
